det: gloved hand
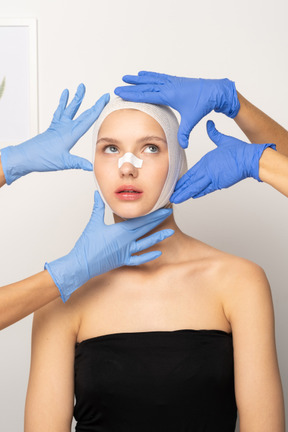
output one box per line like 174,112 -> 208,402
0,84 -> 110,184
114,71 -> 240,148
45,191 -> 174,302
170,120 -> 276,202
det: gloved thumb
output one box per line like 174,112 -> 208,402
67,154 -> 93,171
177,118 -> 192,149
91,190 -> 105,224
206,120 -> 224,147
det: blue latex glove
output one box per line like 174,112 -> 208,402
0,84 -> 110,185
170,120 -> 276,202
45,191 -> 174,302
114,71 -> 240,148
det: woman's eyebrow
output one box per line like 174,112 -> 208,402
137,135 -> 167,144
96,137 -> 119,145
96,136 -> 167,145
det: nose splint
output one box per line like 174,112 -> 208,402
118,152 -> 143,169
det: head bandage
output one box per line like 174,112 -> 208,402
118,152 -> 143,169
92,97 -> 187,215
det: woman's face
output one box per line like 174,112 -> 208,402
94,109 -> 169,219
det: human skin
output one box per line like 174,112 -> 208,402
0,154 -> 61,329
0,156 -> 6,187
25,109 -> 285,431
94,109 -> 169,219
235,92 -> 288,197
0,271 -> 60,330
235,92 -> 288,158
0,110 -> 171,329
259,148 -> 288,197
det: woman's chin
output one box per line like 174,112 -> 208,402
110,203 -> 154,220
113,209 -> 149,220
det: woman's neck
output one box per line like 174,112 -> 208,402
113,211 -> 190,269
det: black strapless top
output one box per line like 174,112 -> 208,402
74,329 -> 237,431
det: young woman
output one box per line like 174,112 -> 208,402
25,98 -> 285,432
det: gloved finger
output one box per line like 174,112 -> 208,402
131,216 -> 174,240
64,83 -> 86,119
73,93 -> 110,140
121,208 -> 172,231
114,86 -> 162,104
52,89 -> 69,121
192,183 -> 216,199
127,251 -> 162,266
122,74 -> 165,85
114,90 -> 161,104
177,172 -> 211,195
206,120 -> 227,147
116,83 -> 161,93
90,190 -> 105,223
66,154 -> 93,171
173,172 -> 193,191
177,118 -> 193,149
130,229 -> 174,254
171,176 -> 211,203
173,163 -> 203,191
138,70 -> 170,81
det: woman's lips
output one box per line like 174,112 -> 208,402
115,185 -> 143,201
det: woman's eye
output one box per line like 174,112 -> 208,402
104,145 -> 119,154
143,145 -> 159,154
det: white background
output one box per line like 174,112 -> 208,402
0,25 -> 30,143
0,0 -> 287,430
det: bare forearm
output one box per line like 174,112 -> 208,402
0,156 -> 6,187
234,93 -> 288,157
0,270 -> 60,330
259,148 -> 288,197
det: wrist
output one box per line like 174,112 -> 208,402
247,143 -> 276,181
44,250 -> 89,303
258,147 -> 277,183
0,155 -> 7,187
0,144 -> 31,185
214,79 -> 240,118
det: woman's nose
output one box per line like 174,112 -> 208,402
119,161 -> 139,178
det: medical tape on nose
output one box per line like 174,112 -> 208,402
118,152 -> 143,169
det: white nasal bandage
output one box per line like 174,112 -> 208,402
118,152 -> 143,169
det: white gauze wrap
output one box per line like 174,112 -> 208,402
92,97 -> 187,214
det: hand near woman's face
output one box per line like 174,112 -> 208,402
115,71 -> 240,149
171,121 -> 275,202
1,85 -> 110,185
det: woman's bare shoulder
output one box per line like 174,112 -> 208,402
202,245 -> 271,326
184,234 -> 268,301
184,234 -> 264,276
